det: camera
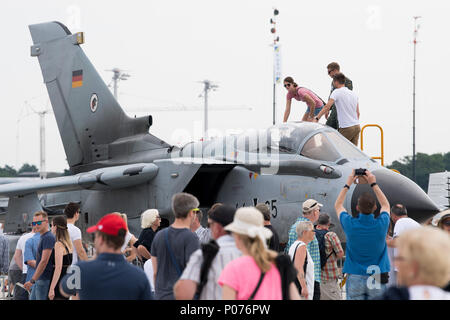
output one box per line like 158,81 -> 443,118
355,168 -> 367,176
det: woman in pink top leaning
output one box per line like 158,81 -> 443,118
218,207 -> 301,300
283,76 -> 324,123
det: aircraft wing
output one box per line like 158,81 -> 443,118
0,163 -> 159,197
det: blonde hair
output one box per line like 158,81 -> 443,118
52,215 -> 73,251
237,234 -> 278,273
111,212 -> 128,230
397,227 -> 450,288
34,210 -> 48,219
140,209 -> 159,229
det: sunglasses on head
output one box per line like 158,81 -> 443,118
32,220 -> 46,226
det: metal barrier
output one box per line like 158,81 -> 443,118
360,124 -> 384,166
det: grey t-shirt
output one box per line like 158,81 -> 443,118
151,226 -> 200,300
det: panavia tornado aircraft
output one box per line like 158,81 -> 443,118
0,21 -> 439,246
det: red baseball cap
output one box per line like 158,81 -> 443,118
87,213 -> 127,236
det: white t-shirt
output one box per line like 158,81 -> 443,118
68,223 -> 82,265
143,259 -> 155,292
330,87 -> 359,128
121,232 -> 133,253
409,285 -> 450,300
288,240 -> 315,300
393,217 -> 421,271
17,232 -> 35,274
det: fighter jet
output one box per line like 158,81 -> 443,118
0,21 -> 439,246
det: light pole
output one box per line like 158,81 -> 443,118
270,8 -> 280,125
198,80 -> 218,140
106,68 -> 130,101
412,16 -> 421,183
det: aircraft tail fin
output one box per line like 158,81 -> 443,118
29,21 -> 168,170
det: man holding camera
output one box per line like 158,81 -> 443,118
335,169 -> 390,300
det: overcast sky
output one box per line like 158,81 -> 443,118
0,0 -> 448,173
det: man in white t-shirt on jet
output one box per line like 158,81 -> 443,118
313,72 -> 360,146
64,202 -> 88,265
386,204 -> 421,284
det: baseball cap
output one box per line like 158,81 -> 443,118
302,199 -> 323,213
209,205 -> 236,227
87,213 -> 127,236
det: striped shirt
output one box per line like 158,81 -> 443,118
321,232 -> 344,281
195,227 -> 211,244
180,235 -> 241,300
285,217 -> 321,283
0,235 -> 9,274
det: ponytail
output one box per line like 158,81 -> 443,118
238,234 -> 277,273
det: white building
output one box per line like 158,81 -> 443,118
428,171 -> 450,211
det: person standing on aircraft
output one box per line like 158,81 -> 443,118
325,62 -> 353,130
64,203 -> 88,265
151,193 -> 200,300
48,216 -> 73,300
23,211 -> 55,300
335,170 -> 390,300
283,77 -> 325,123
59,213 -> 153,300
314,73 -> 360,146
285,199 -> 323,300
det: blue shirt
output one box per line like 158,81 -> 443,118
36,231 -> 56,281
24,233 -> 41,282
61,253 -> 153,300
340,211 -> 390,275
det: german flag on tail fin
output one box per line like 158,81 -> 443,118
72,70 -> 83,88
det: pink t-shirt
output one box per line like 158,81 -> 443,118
286,87 -> 323,109
218,255 -> 282,300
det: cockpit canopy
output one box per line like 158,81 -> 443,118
237,122 -> 369,163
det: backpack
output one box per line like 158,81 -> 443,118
194,239 -> 220,300
314,228 -> 333,269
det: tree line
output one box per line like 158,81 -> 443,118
0,163 -> 39,177
387,152 -> 450,192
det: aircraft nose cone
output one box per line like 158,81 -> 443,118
350,169 -> 439,223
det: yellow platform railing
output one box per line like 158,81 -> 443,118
360,124 -> 384,166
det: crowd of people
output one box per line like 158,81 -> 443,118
0,169 -> 449,301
